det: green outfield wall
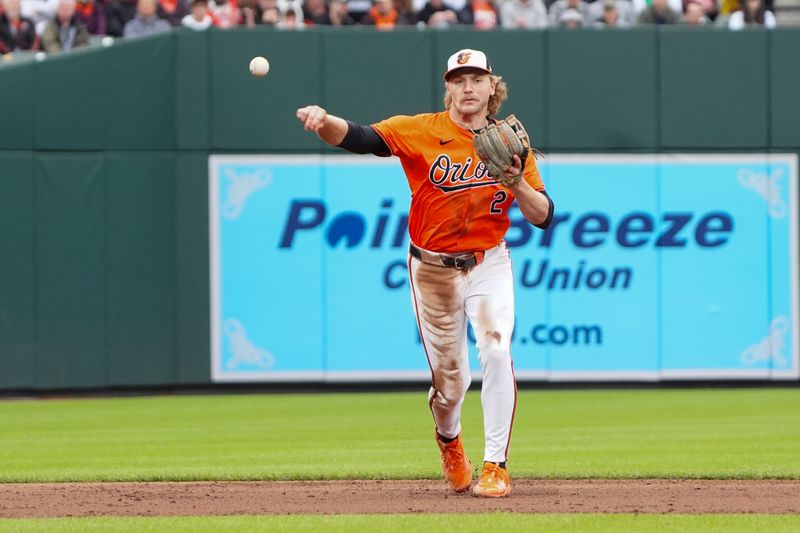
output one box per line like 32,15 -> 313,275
1,27 -> 799,390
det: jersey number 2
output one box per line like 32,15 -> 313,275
490,191 -> 507,214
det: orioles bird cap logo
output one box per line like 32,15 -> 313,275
456,53 -> 471,65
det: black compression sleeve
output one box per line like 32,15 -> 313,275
337,120 -> 391,157
535,191 -> 555,230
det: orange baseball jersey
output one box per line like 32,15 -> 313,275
372,111 -> 546,253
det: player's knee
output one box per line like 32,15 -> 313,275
483,329 -> 505,346
477,346 -> 512,369
436,375 -> 470,406
435,389 -> 465,408
476,328 -> 511,354
461,371 -> 472,392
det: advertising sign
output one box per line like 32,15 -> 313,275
210,154 -> 798,382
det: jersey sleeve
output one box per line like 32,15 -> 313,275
371,115 -> 423,159
523,151 -> 545,191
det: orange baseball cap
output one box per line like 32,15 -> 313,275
443,49 -> 492,80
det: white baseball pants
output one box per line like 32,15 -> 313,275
408,241 -> 517,463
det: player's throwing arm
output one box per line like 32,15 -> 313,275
296,105 -> 348,146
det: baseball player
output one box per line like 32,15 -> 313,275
297,49 -> 553,498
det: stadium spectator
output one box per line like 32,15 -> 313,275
105,0 -> 137,36
727,0 -> 774,28
123,0 -> 171,36
418,0 -> 458,27
21,0 -> 58,33
548,0 -> 590,27
0,0 -> 4,50
637,0 -> 680,23
593,0 -> 620,26
345,0 -> 371,21
683,0 -> 716,19
393,0 -> 417,22
457,0 -> 500,29
73,0 -> 106,34
41,0 -> 89,52
360,0 -> 413,28
158,0 -> 189,25
589,0 -> 635,25
500,0 -> 547,28
181,0 -> 212,27
631,0 -> 682,17
414,0 -> 464,11
557,6 -> 582,25
717,0 -> 734,13
247,0 -> 279,24
240,0 -> 254,25
0,0 -> 38,53
276,0 -> 303,28
209,0 -> 241,27
328,0 -> 356,24
303,0 -> 329,24
682,0 -> 708,23
718,0 -> 769,15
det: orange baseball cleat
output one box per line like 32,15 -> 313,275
472,462 -> 511,498
435,433 -> 472,493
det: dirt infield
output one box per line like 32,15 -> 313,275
2,480 -> 799,517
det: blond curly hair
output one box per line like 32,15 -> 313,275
444,75 -> 508,117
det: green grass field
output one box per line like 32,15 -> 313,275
0,388 -> 798,482
2,388 -> 799,532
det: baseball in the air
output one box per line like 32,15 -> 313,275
249,56 -> 270,77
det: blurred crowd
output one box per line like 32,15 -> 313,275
0,0 -> 778,58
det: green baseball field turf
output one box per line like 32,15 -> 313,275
1,388 -> 798,482
2,389 -> 799,532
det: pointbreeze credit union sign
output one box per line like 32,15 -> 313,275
209,154 -> 799,382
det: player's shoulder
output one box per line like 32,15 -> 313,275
415,111 -> 449,125
379,112 -> 440,126
373,112 -> 445,139
389,111 -> 443,120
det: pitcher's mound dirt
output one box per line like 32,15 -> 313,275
2,480 -> 799,518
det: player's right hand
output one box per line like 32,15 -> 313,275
501,154 -> 523,183
296,105 -> 328,133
